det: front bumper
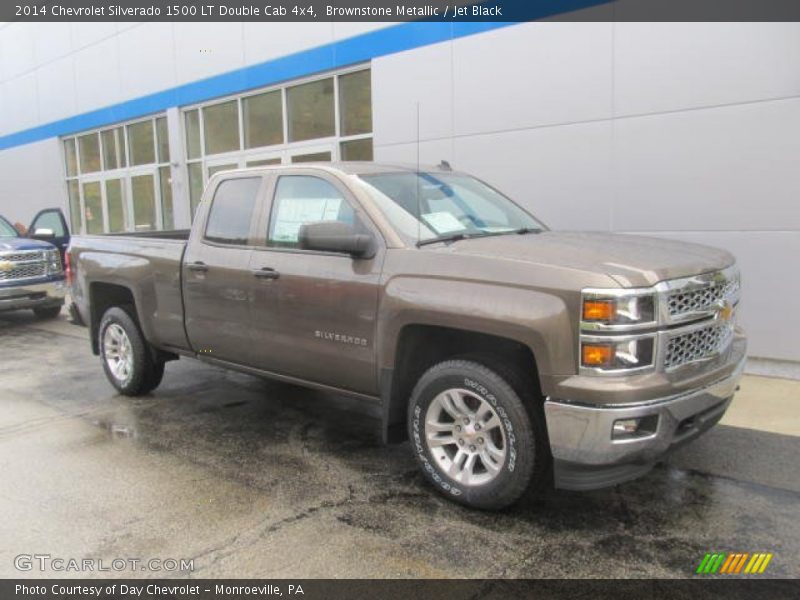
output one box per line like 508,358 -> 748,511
0,278 -> 66,312
545,340 -> 745,490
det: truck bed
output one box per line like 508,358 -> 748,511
69,233 -> 190,352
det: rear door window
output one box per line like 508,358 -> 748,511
204,177 -> 262,245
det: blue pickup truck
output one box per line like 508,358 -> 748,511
0,210 -> 68,319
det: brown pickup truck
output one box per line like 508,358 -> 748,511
69,163 -> 746,509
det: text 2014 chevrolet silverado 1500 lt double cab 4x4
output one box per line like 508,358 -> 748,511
69,163 -> 745,509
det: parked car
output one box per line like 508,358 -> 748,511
68,163 -> 745,509
0,213 -> 66,319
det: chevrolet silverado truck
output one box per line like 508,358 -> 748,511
0,213 -> 66,318
69,163 -> 745,509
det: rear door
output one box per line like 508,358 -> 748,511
247,170 -> 383,395
182,174 -> 267,364
29,208 -> 70,262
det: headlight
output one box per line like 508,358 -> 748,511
45,249 -> 62,274
580,336 -> 655,372
581,291 -> 656,329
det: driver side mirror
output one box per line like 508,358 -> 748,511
31,227 -> 56,241
298,221 -> 375,258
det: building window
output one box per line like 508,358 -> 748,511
61,114 -> 170,234
287,78 -> 335,142
183,65 -> 373,220
243,90 -> 283,149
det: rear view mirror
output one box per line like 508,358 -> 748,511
298,221 -> 375,258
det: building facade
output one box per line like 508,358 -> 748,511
0,21 -> 797,362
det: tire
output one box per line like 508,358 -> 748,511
98,306 -> 165,396
407,359 -> 549,510
33,305 -> 62,319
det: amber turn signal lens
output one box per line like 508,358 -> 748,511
582,344 -> 615,367
583,299 -> 617,322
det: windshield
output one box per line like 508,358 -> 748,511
356,172 -> 545,244
0,216 -> 19,238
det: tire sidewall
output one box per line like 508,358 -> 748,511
408,362 -> 535,509
98,307 -> 150,395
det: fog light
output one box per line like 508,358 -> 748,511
612,415 -> 658,440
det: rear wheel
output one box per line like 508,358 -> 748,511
33,305 -> 62,319
99,307 -> 164,396
408,359 -> 549,510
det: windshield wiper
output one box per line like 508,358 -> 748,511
416,233 -> 471,247
416,227 -> 542,247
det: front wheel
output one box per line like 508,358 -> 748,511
99,307 -> 164,396
408,359 -> 549,510
33,305 -> 62,319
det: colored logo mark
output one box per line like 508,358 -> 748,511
696,552 -> 773,574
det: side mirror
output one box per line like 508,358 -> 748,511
298,221 -> 375,258
31,227 -> 56,240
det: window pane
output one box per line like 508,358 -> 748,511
291,151 -> 331,164
246,157 -> 282,167
159,166 -> 174,230
339,70 -> 372,136
243,90 -> 283,149
205,177 -> 261,245
188,162 -> 204,218
287,79 -> 334,142
64,139 -> 78,177
67,180 -> 82,233
83,181 -> 104,234
78,133 -> 101,173
208,163 -> 237,178
131,174 -> 156,231
105,179 -> 126,233
268,176 -> 354,248
156,116 -> 170,163
203,100 -> 240,155
101,127 -> 125,170
32,211 -> 66,237
127,120 -> 155,166
340,139 -> 373,161
185,109 -> 201,160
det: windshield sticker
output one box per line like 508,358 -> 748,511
421,211 -> 464,234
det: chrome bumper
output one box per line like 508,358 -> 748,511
545,344 -> 745,490
0,279 -> 66,311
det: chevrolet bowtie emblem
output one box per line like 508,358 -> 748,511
0,260 -> 13,272
718,301 -> 734,322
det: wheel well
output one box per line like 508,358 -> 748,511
89,282 -> 136,354
382,324 -> 541,443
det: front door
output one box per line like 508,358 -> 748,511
248,171 -> 382,395
29,208 -> 71,263
183,175 -> 266,364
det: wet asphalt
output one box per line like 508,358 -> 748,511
0,310 -> 798,579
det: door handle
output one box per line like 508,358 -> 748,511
187,261 -> 209,273
252,267 -> 280,280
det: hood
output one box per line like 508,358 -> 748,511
438,231 -> 734,287
0,236 -> 56,252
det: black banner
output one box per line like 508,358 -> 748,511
5,0 -> 800,22
3,579 -> 800,600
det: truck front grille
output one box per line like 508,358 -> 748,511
0,262 -> 47,281
666,276 -> 740,318
0,250 -> 49,282
664,321 -> 734,370
2,250 -> 46,262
